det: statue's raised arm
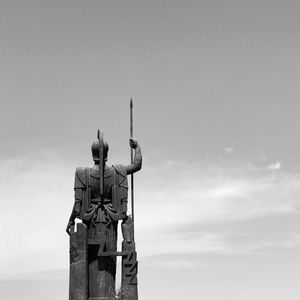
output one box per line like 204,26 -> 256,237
126,138 -> 142,175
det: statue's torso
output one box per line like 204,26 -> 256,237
90,166 -> 114,201
74,164 -> 128,222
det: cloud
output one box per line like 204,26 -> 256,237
137,162 -> 298,227
0,150 -> 73,276
135,159 -> 300,258
224,147 -> 234,154
248,161 -> 282,171
148,258 -> 196,269
267,161 -> 281,170
1,152 -> 299,277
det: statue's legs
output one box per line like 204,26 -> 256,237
121,217 -> 138,300
88,221 -> 118,300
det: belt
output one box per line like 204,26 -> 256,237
91,197 -> 111,205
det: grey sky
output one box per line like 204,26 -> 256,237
0,1 -> 300,299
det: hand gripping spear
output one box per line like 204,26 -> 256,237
130,99 -> 135,239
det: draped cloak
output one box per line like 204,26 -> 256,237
71,164 -> 128,298
73,164 -> 128,224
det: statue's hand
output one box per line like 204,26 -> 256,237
66,220 -> 75,235
129,138 -> 138,149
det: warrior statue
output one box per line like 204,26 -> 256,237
66,125 -> 142,300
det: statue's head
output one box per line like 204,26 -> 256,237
91,140 -> 109,162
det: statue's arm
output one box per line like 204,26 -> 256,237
126,139 -> 142,175
66,168 -> 86,235
66,192 -> 81,235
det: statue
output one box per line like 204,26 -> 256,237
66,100 -> 142,300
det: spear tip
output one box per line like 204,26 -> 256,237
130,98 -> 133,107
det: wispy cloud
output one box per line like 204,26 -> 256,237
136,159 -> 300,258
147,258 -> 196,270
267,161 -> 281,170
0,150 -> 73,276
248,161 -> 282,171
1,153 -> 299,277
224,147 -> 234,154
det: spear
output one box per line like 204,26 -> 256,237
97,129 -> 104,201
130,99 -> 135,238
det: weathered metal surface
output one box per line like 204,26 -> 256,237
121,241 -> 138,300
69,223 -> 88,300
67,123 -> 142,300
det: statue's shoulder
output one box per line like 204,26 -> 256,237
112,164 -> 127,176
74,166 -> 90,188
75,166 -> 89,177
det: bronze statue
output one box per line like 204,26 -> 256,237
67,101 -> 142,300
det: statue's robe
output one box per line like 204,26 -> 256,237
73,164 -> 128,299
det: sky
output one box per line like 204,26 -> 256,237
0,0 -> 300,299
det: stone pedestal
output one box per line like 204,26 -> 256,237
69,225 -> 139,300
121,241 -> 138,300
69,223 -> 88,300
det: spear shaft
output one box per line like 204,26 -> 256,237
130,99 -> 135,238
97,129 -> 104,200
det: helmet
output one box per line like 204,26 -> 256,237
91,140 -> 109,161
